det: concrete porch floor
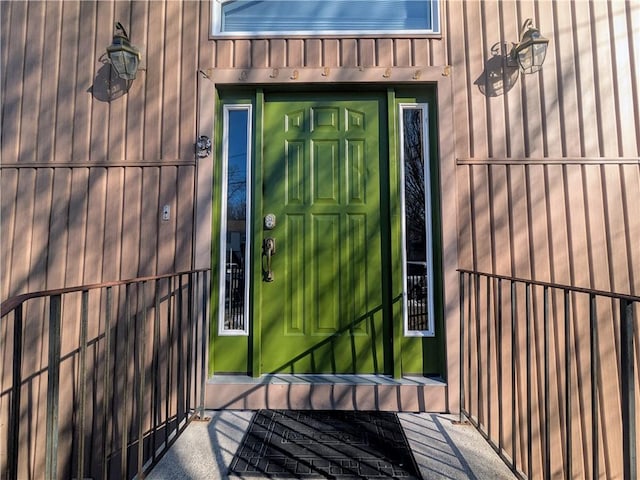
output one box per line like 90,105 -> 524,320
147,410 -> 517,479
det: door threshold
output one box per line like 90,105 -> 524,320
208,373 -> 445,386
204,374 -> 447,412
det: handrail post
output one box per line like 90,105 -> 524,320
475,273 -> 482,428
120,284 -> 132,479
526,283 -> 532,479
136,282 -> 148,478
8,305 -> 23,480
76,291 -> 89,480
486,276 -> 492,439
177,275 -> 184,424
459,271 -> 465,422
101,286 -> 113,480
564,289 -> 572,480
620,299 -> 636,480
589,294 -> 598,480
198,270 -> 209,419
186,273 -> 194,413
497,279 -> 503,453
544,287 -> 550,480
510,280 -> 517,471
45,295 -> 62,480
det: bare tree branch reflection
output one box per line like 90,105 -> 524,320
403,109 -> 426,261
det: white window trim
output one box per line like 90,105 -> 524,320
218,104 -> 252,336
399,103 -> 435,337
211,0 -> 440,37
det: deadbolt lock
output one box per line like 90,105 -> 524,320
264,213 -> 276,230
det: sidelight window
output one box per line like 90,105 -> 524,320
400,104 -> 435,336
218,105 -> 252,335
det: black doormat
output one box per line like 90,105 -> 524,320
229,410 -> 422,479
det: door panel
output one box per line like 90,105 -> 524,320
260,95 -> 386,374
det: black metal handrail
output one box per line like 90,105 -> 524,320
458,269 -> 638,480
1,269 -> 211,480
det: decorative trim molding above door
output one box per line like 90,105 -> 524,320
199,66 -> 452,85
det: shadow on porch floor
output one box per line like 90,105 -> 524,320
147,411 -> 517,479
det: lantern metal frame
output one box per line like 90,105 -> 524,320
106,22 -> 141,81
509,18 -> 549,74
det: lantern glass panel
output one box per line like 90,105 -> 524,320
533,43 -> 548,67
110,50 -> 139,80
517,47 -> 535,73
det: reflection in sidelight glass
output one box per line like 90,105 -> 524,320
219,106 -> 251,335
400,105 -> 435,336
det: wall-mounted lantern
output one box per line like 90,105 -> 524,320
106,22 -> 141,80
509,18 -> 549,74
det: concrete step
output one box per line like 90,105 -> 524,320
205,374 -> 447,412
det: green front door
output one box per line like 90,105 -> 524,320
259,93 -> 387,374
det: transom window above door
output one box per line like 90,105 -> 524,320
211,0 -> 440,36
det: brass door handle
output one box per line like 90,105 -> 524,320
262,237 -> 276,282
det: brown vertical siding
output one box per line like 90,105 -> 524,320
459,162 -> 640,294
1,0 -> 209,168
445,0 -> 640,160
1,0 -> 211,299
448,0 -> 640,340
0,165 -> 196,300
209,35 -> 448,70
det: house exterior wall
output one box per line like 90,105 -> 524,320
2,0 -> 637,298
1,1 -> 639,477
